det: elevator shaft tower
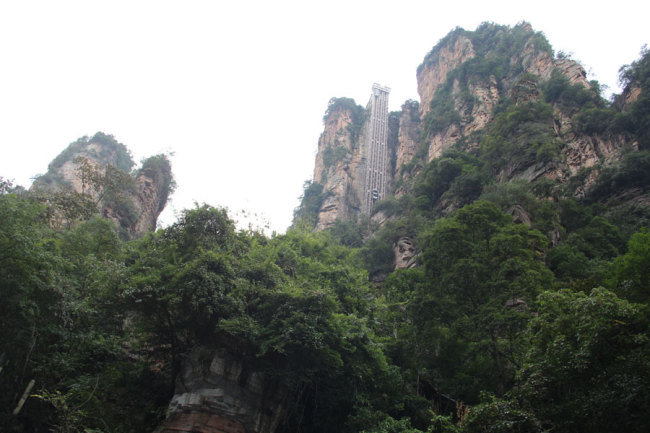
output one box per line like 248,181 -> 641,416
362,83 -> 391,215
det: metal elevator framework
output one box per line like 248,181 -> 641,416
362,83 -> 391,215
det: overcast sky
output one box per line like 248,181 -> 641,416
0,0 -> 647,233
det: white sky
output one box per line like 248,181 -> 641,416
0,0 -> 647,233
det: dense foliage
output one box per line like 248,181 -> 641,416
616,46 -> 650,149
3,25 -> 650,433
35,133 -> 135,189
291,25 -> 650,433
4,179 -> 649,433
293,180 -> 331,228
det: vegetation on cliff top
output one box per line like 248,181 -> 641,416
3,24 -> 650,433
36,133 -> 134,189
323,97 -> 367,145
294,25 -> 650,433
418,22 -> 552,75
30,133 -> 175,238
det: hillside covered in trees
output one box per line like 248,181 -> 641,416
2,23 -> 650,433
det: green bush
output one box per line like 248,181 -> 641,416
481,100 -> 560,171
293,181 -> 331,227
323,97 -> 366,144
323,145 -> 350,167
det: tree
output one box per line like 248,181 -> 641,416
73,157 -> 134,206
517,288 -> 650,433
393,202 -> 553,401
607,229 -> 650,303
125,209 -> 397,433
617,46 -> 650,149
459,394 -> 541,433
0,194 -> 61,428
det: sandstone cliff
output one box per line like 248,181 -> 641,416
394,100 -> 421,196
154,348 -> 286,433
301,22 -> 641,272
403,22 -> 635,203
309,98 -> 367,229
133,154 -> 175,234
31,132 -> 173,237
415,22 -> 593,162
417,33 -> 475,118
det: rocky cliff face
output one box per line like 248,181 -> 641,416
498,112 -> 631,188
311,100 -> 367,229
31,133 -> 172,237
417,34 -> 475,118
416,23 -> 594,163
302,22 -> 638,272
410,22 -> 634,199
393,237 -> 417,270
154,348 -> 286,433
394,100 -> 421,196
133,155 -> 175,234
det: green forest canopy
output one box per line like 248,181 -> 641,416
2,29 -> 650,433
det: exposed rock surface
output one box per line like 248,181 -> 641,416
427,123 -> 461,161
134,157 -> 174,234
304,22 -> 637,273
520,41 -> 589,88
395,101 -> 421,196
312,104 -> 366,229
423,74 -> 501,162
416,24 -> 592,163
504,298 -> 528,311
464,79 -> 501,135
31,133 -> 172,237
622,85 -> 642,107
506,205 -> 532,227
307,23 -> 601,231
313,108 -> 355,184
154,348 -> 286,433
395,101 -> 420,169
417,35 -> 475,117
500,113 -> 634,187
393,237 -> 418,270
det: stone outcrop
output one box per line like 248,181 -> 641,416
304,22 -> 637,273
313,107 -> 355,185
307,22 -> 607,232
424,76 -> 501,162
311,103 -> 366,229
394,101 -> 421,196
395,101 -> 420,170
393,237 -> 417,270
417,34 -> 475,117
465,79 -> 501,135
154,347 -> 286,433
133,156 -> 175,234
520,41 -> 589,88
623,85 -> 642,107
427,123 -> 462,162
415,23 -> 591,164
31,133 -> 172,237
506,205 -> 532,227
504,298 -> 528,311
499,108 -> 633,187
